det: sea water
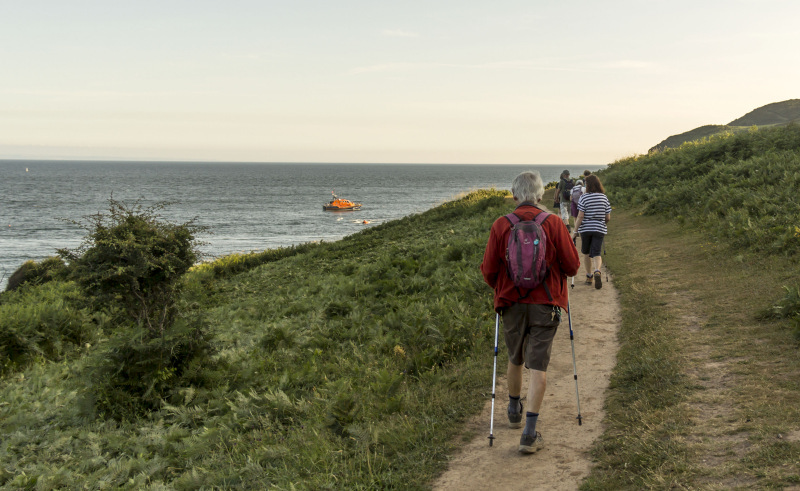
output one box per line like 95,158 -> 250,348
0,161 -> 604,289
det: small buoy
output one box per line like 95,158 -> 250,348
362,220 -> 370,224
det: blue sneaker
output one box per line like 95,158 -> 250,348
518,431 -> 544,454
507,400 -> 523,428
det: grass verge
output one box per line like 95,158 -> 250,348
583,209 -> 800,489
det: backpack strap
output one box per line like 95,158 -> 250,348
505,206 -> 549,227
534,212 -> 554,301
504,212 -> 521,227
541,266 -> 554,302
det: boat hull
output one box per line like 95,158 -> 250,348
323,193 -> 361,211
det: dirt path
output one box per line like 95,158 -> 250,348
433,269 -> 621,490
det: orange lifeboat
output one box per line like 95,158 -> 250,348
323,192 -> 362,211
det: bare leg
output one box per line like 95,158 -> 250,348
518,368 -> 547,452
507,361 -> 523,397
593,254 -> 603,272
583,253 -> 592,277
527,369 -> 547,413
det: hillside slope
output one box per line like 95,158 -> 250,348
0,190 -> 511,488
649,98 -> 800,152
729,99 -> 800,126
587,121 -> 800,489
612,124 -> 800,256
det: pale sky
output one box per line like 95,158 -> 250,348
1,0 -> 798,165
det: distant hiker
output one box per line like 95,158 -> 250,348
572,174 -> 611,289
481,171 -> 580,454
570,179 -> 584,220
554,170 -> 573,231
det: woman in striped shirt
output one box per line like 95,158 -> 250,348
571,174 -> 611,289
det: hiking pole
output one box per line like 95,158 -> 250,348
566,291 -> 583,425
488,313 -> 500,446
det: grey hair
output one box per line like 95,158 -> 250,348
511,171 -> 544,204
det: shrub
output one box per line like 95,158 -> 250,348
83,309 -> 213,418
59,198 -> 203,329
760,285 -> 800,340
5,256 -> 68,292
58,198 -> 212,419
0,281 -> 94,375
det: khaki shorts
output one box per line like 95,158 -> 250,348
502,303 -> 561,371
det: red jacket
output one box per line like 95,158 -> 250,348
481,204 -> 580,312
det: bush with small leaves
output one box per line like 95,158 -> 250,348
59,198 -> 212,418
5,256 -> 68,292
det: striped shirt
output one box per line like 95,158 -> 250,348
577,193 -> 612,234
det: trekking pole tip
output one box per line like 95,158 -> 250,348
577,415 -> 583,426
488,434 -> 495,446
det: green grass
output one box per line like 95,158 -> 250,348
0,189 -> 514,489
605,123 -> 800,257
583,124 -> 800,489
583,210 -> 800,489
580,212 -> 695,489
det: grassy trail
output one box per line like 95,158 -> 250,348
585,209 -> 800,489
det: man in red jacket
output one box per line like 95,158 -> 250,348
481,171 -> 580,453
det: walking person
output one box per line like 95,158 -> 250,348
570,179 -> 584,222
554,170 -> 573,231
481,171 -> 580,453
571,174 -> 612,289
